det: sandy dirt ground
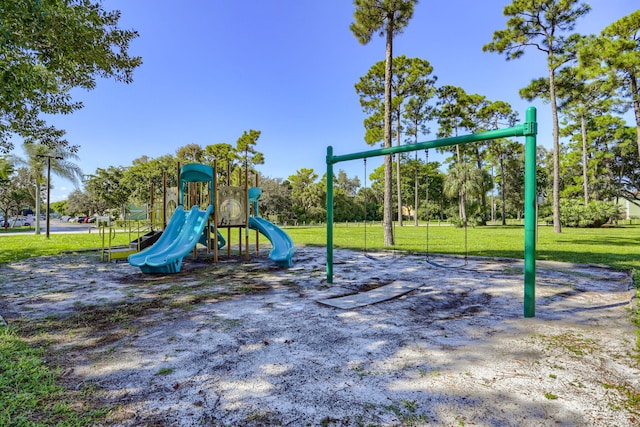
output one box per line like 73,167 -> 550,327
0,245 -> 638,426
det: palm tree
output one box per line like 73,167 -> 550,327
20,143 -> 83,234
0,156 -> 13,180
443,162 -> 485,226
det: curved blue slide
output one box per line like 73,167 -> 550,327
199,226 -> 226,249
128,205 -> 213,274
249,216 -> 295,267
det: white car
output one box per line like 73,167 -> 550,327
3,217 -> 30,227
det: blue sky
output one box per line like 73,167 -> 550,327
25,0 -> 638,202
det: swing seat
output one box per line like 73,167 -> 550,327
426,257 -> 467,269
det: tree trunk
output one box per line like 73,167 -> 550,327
500,155 -> 506,226
549,66 -> 562,233
459,193 -> 466,223
396,116 -> 403,227
475,147 -> 487,221
455,130 -> 464,223
581,113 -> 589,205
630,74 -> 640,159
383,23 -> 394,246
34,180 -> 41,235
414,152 -> 419,226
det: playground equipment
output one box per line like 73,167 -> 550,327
326,107 -> 538,318
128,163 -> 294,273
248,187 -> 295,267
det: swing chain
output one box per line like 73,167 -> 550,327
363,158 -> 367,255
424,148 -> 468,268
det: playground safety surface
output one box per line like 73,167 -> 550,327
0,246 -> 638,426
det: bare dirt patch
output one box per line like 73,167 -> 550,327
0,246 -> 638,426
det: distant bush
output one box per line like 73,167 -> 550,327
559,199 -> 621,228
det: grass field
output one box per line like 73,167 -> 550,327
0,230 -> 136,264
0,222 -> 639,271
286,222 -> 640,271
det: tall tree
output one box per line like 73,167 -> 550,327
288,168 -> 324,223
351,0 -> 418,246
122,154 -> 179,205
0,0 -> 141,153
579,10 -> 640,158
521,65 -> 613,205
403,92 -> 435,226
487,139 -> 524,224
435,85 -> 473,162
236,130 -> 264,180
176,144 -> 205,163
434,85 -> 475,222
85,167 -> 131,218
483,0 -> 591,233
356,55 -> 436,226
560,73 -> 613,204
0,167 -> 31,222
204,143 -> 238,184
443,162 -> 486,225
474,100 -> 518,222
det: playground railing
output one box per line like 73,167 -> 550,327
100,220 -> 164,262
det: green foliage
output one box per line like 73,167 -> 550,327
236,129 -> 264,174
0,167 -> 32,219
350,0 -> 417,45
50,200 -> 67,216
484,0 -> 592,232
122,154 -> 179,205
579,10 -> 640,158
355,55 -> 437,147
84,166 -> 130,215
0,156 -> 13,180
0,0 -> 142,153
559,199 -> 621,227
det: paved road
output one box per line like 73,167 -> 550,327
1,218 -> 97,235
42,218 -> 96,233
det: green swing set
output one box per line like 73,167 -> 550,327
326,107 -> 538,318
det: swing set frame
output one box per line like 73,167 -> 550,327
325,107 -> 538,318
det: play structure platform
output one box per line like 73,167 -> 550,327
128,163 -> 294,273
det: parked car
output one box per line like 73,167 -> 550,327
3,217 -> 30,227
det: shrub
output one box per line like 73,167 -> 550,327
559,199 -> 621,228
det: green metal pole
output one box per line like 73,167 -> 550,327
326,146 -> 334,284
330,124 -> 529,164
523,107 -> 537,317
325,107 -> 537,317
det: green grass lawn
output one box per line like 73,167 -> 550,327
0,230 -> 137,264
286,222 -> 640,271
1,223 -> 638,271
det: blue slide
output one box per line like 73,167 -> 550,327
128,205 -> 213,274
199,225 -> 227,249
249,216 -> 295,267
